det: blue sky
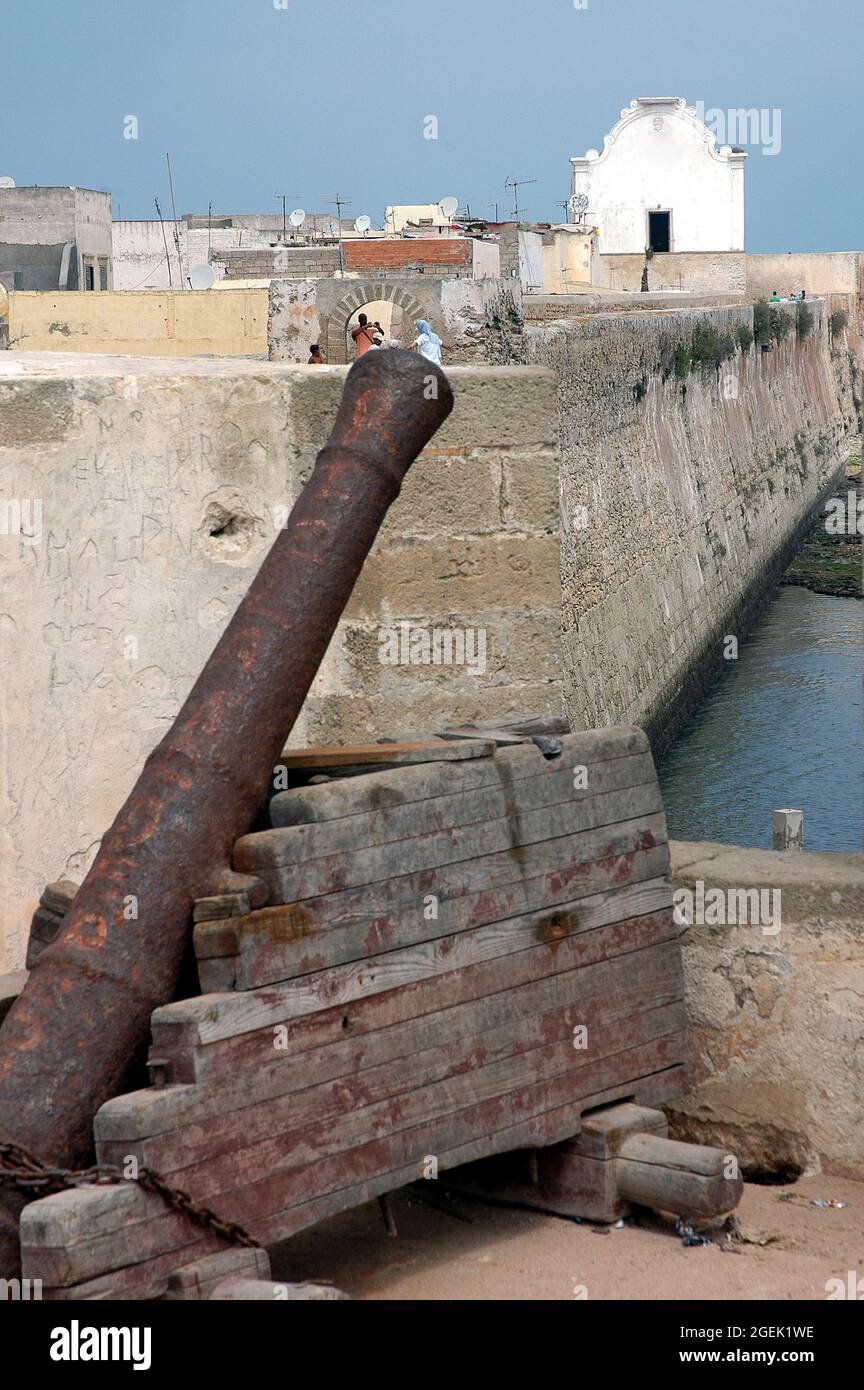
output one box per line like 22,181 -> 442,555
3,0 -> 861,251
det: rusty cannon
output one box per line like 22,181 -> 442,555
0,348 -> 453,1277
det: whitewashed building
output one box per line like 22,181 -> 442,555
570,97 -> 746,255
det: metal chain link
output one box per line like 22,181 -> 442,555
0,1141 -> 259,1249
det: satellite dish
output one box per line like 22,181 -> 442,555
322,220 -> 340,237
289,208 -> 306,227
568,192 -> 589,222
354,214 -> 372,233
438,195 -> 459,219
0,177 -> 16,189
188,263 -> 216,290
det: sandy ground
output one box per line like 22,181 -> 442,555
271,1173 -> 864,1301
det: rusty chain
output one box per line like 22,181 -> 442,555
0,1141 -> 259,1249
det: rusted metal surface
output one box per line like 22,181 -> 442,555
0,348 -> 453,1275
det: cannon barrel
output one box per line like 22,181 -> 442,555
0,349 -> 453,1275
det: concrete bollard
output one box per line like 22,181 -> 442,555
773,808 -> 804,850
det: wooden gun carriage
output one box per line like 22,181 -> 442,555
16,722 -> 740,1298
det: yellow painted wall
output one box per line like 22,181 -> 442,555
5,288 -> 268,357
542,227 -> 596,293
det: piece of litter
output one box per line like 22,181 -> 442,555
613,1219 -> 625,1228
675,1217 -> 710,1247
778,1191 -> 848,1210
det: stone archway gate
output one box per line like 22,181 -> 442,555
315,278 -> 440,364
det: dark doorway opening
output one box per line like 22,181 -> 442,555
648,210 -> 671,253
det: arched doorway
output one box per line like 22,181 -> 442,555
323,282 -> 428,364
346,299 -> 405,356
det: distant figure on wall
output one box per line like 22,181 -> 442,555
769,290 -> 780,302
640,264 -> 649,293
351,313 -> 380,357
412,319 -> 444,366
307,344 -> 324,364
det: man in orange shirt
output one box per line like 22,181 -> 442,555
351,313 -> 379,356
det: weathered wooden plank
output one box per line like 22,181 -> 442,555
239,782 -> 664,905
192,894 -> 252,924
267,749 -> 654,858
165,1248 -> 271,1300
163,906 -> 677,1085
259,727 -> 646,828
569,1101 -> 668,1159
438,725 -> 531,746
39,879 -> 78,917
198,811 -> 667,988
448,714 -> 572,738
278,739 -> 495,769
100,945 -> 684,1155
33,1235 -> 226,1301
20,1183 -> 225,1292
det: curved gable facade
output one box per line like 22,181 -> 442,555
570,97 -> 746,255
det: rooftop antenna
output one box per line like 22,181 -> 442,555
165,153 -> 184,287
326,193 -> 351,275
504,175 -> 537,220
154,196 -> 173,288
274,193 -> 298,242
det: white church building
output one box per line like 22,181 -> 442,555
570,97 -> 747,256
